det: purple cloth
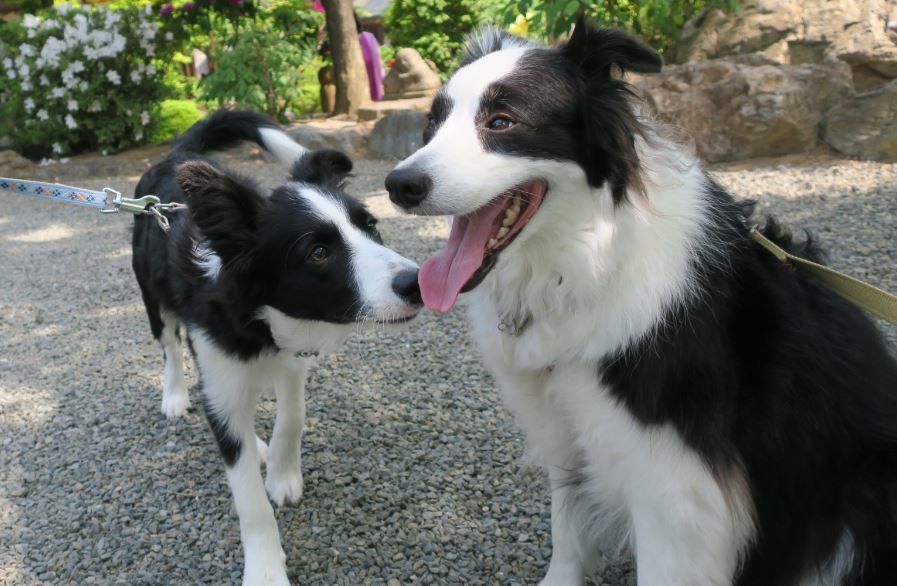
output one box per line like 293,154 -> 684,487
359,31 -> 384,101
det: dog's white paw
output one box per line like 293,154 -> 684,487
265,467 -> 304,507
538,560 -> 584,586
243,554 -> 290,586
243,544 -> 289,586
256,435 -> 269,465
160,388 -> 190,419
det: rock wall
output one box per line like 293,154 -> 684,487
651,0 -> 897,162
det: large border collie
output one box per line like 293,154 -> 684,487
132,110 -> 421,585
386,20 -> 897,586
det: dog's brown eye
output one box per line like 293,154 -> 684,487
307,246 -> 329,262
487,116 -> 515,131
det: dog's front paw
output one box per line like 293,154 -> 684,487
160,387 -> 190,419
539,560 -> 584,586
243,553 -> 289,586
265,467 -> 304,506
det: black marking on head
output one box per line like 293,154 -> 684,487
255,185 -> 373,323
460,25 -> 536,68
290,149 -> 353,190
423,90 -> 453,145
202,390 -> 241,467
472,19 -> 662,203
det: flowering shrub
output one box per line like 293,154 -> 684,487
1,4 -> 179,157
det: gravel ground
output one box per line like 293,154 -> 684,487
1,148 -> 895,586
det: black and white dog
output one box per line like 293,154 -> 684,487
132,110 -> 421,585
386,20 -> 897,586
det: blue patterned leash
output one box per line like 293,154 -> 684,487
0,176 -> 185,231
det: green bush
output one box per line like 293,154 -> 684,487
385,0 -> 486,75
149,99 -> 203,144
1,4 -> 181,157
165,0 -> 322,121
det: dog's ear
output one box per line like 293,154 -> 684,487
290,150 -> 353,189
561,17 -> 662,79
175,160 -> 263,261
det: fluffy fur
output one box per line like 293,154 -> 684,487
132,110 -> 421,585
386,19 -> 897,586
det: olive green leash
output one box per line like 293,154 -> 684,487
750,227 -> 897,326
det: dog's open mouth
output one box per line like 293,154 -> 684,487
419,180 -> 548,312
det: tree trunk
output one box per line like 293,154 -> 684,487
321,0 -> 369,116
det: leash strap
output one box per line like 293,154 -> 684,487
1,176 -> 186,231
751,227 -> 897,326
1,176 -> 111,209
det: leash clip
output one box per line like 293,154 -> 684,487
100,189 -> 162,215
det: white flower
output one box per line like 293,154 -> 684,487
20,80 -> 32,91
140,111 -> 151,126
37,109 -> 49,120
52,142 -> 63,154
40,75 -> 50,86
106,70 -> 121,85
165,32 -> 174,41
23,14 -> 39,29
67,100 -> 78,111
5,68 -> 15,80
19,44 -> 35,57
18,63 -> 30,78
88,100 -> 101,113
51,87 -> 66,98
130,70 -> 141,83
65,114 -> 78,130
146,64 -> 156,75
78,80 -> 88,91
42,19 -> 59,30
24,97 -> 36,111
55,4 -> 70,15
2,57 -> 11,69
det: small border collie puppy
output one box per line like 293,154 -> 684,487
132,110 -> 421,585
386,20 -> 897,586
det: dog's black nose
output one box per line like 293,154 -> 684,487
385,168 -> 432,209
392,268 -> 422,307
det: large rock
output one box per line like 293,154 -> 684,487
675,0 -> 897,91
382,48 -> 441,100
368,110 -> 428,160
824,79 -> 897,161
634,55 -> 854,162
0,150 -> 36,176
285,119 -> 370,159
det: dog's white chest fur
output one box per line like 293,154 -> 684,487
466,292 -> 754,585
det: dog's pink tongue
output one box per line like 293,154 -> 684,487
419,203 -> 505,312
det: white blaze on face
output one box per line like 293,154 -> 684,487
393,47 -> 534,216
296,186 -> 419,320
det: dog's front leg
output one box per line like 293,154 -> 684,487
265,362 -> 310,506
202,373 -> 289,586
539,467 -> 585,586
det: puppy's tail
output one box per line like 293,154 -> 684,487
172,109 -> 307,167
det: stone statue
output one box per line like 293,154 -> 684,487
382,48 -> 441,100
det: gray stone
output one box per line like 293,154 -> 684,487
635,55 -> 854,162
368,110 -> 428,160
285,120 -> 370,158
824,79 -> 897,161
0,149 -> 36,176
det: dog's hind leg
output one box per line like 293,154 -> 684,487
158,310 -> 190,418
265,361 -> 310,506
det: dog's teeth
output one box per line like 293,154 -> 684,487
487,238 -> 498,248
497,226 -> 509,239
502,208 -> 518,226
